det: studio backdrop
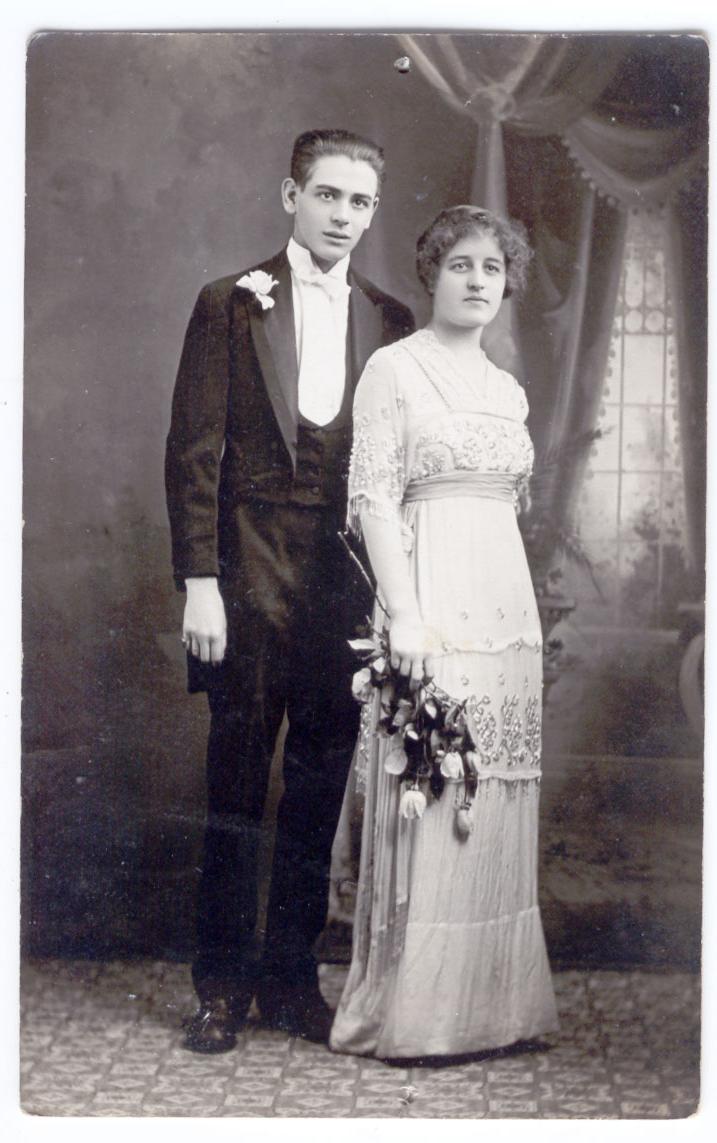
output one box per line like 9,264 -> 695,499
22,31 -> 707,967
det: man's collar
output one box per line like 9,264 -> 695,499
287,237 -> 350,282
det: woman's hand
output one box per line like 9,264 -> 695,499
389,610 -> 436,688
183,577 -> 227,664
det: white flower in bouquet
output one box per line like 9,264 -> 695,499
384,746 -> 408,775
455,802 -> 475,837
440,750 -> 463,780
399,787 -> 427,820
351,667 -> 373,704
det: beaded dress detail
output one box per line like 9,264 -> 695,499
330,330 -> 558,1059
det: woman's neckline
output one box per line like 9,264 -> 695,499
415,327 -> 490,385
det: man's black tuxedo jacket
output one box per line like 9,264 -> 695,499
165,248 -> 415,593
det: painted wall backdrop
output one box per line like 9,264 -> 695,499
22,32 -> 702,966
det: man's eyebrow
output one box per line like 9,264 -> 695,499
314,183 -> 373,200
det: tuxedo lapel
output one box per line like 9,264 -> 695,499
348,273 -> 384,388
243,256 -> 384,466
245,252 -> 299,468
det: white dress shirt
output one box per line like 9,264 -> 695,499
287,237 -> 351,426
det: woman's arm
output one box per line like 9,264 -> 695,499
360,511 -> 436,687
348,349 -> 436,686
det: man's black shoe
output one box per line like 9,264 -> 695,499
182,996 -> 248,1054
258,979 -> 333,1043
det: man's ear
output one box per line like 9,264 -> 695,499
364,195 -> 380,229
281,177 -> 298,215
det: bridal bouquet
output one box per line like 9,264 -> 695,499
340,530 -> 480,836
349,629 -> 480,837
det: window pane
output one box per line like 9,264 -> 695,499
619,539 -> 658,625
619,472 -> 661,541
662,471 -> 687,545
667,337 -> 679,402
591,406 -> 620,469
644,249 -> 666,309
578,471 -> 619,538
645,309 -> 665,333
568,206 -> 688,630
624,256 -> 644,309
590,539 -> 619,608
621,405 -> 665,472
564,540 -> 619,626
623,335 -> 665,403
663,406 -> 682,472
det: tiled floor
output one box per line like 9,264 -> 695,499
20,959 -> 700,1119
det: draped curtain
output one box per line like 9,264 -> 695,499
397,33 -> 708,579
327,34 -> 707,935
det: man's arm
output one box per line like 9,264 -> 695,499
165,283 -> 232,663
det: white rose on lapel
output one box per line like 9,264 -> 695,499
236,270 -> 278,310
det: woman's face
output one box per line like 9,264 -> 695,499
431,230 -> 507,331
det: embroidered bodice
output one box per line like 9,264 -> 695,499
348,329 -> 533,528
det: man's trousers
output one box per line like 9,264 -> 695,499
190,500 -> 369,1002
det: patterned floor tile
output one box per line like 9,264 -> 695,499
410,1097 -> 487,1116
90,1090 -> 146,1110
620,1100 -> 672,1118
274,1096 -> 356,1113
25,1094 -> 93,1114
355,1094 -> 410,1111
285,1064 -> 357,1079
19,959 -> 701,1119
488,1098 -> 538,1114
222,1092 -> 275,1111
280,1078 -> 356,1096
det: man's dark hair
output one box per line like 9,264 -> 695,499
291,129 -> 386,190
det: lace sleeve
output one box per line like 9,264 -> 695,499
347,349 -> 406,537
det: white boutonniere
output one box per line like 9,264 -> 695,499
236,269 -> 278,310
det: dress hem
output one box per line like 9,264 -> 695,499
330,1016 -> 561,1061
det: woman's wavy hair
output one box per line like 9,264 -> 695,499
416,205 -> 532,299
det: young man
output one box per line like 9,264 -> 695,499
165,129 -> 414,1052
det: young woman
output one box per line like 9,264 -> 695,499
330,206 -> 558,1059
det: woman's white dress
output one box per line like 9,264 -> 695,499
329,329 -> 558,1059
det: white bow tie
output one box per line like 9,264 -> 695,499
296,269 -> 351,302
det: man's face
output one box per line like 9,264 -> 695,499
282,155 -> 379,271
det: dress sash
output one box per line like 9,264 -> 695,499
403,471 -> 517,503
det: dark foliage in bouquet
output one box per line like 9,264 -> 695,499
341,533 -> 480,836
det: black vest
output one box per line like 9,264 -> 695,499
287,375 -> 354,509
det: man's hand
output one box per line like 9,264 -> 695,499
183,577 -> 227,664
